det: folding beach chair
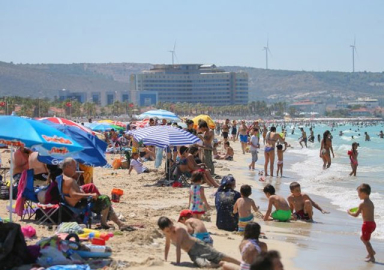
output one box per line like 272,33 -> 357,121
56,175 -> 93,228
21,169 -> 60,225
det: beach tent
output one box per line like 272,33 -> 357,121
0,116 -> 83,221
138,109 -> 180,121
37,122 -> 108,167
192,115 -> 216,129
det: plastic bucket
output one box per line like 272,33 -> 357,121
111,188 -> 124,203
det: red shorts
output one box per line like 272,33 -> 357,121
361,221 -> 376,241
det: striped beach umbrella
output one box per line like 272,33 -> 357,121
138,109 -> 180,121
39,117 -> 94,134
128,126 -> 201,148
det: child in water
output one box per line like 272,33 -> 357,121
188,171 -> 211,219
234,185 -> 261,234
347,184 -> 376,263
348,142 -> 358,176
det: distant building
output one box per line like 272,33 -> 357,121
337,98 -> 379,110
129,64 -> 248,106
289,100 -> 326,115
58,89 -> 130,106
349,108 -> 372,117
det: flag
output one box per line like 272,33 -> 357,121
129,103 -> 134,108
66,102 -> 72,107
0,102 -> 5,107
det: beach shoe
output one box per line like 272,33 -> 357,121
120,225 -> 136,232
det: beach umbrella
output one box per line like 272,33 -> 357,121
38,117 -> 94,134
192,115 -> 216,129
99,120 -> 126,127
86,123 -> 113,132
0,116 -> 83,221
37,122 -> 108,167
134,119 -> 150,129
128,126 -> 201,148
138,109 -> 180,121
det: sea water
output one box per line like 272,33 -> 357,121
284,122 -> 384,240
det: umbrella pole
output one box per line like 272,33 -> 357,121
9,146 -> 14,222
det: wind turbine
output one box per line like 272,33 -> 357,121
169,41 -> 177,65
263,39 -> 272,70
350,37 -> 357,72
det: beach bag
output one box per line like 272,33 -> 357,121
112,157 -> 122,169
0,222 -> 32,269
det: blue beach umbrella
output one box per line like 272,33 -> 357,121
86,122 -> 113,132
138,109 -> 180,121
128,125 -> 201,148
37,121 -> 108,167
0,116 -> 83,221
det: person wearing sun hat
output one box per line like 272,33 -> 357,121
178,209 -> 214,246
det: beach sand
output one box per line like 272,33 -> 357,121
0,143 -> 300,270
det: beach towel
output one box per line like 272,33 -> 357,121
15,170 -> 28,217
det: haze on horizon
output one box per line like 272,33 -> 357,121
1,0 -> 384,73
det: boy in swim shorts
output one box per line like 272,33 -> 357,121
347,183 -> 376,263
263,184 -> 291,222
158,217 -> 240,267
178,209 -> 213,246
234,185 -> 260,234
287,182 -> 329,222
276,142 -> 287,177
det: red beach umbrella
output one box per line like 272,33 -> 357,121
38,117 -> 94,134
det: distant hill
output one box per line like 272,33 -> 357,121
1,61 -> 383,104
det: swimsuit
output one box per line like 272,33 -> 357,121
222,132 -> 229,139
192,232 -> 213,245
240,134 -> 248,143
238,214 -> 254,233
272,209 -> 291,222
240,239 -> 262,270
231,127 -> 237,135
362,221 -> 376,241
190,185 -> 205,214
277,160 -> 283,165
294,210 -> 310,221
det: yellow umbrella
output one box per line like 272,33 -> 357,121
192,115 -> 216,129
99,120 -> 114,123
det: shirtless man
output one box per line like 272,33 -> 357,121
28,151 -> 49,181
158,216 -> 240,267
178,209 -> 213,245
299,128 -> 307,148
287,182 -> 329,222
61,157 -> 133,231
221,119 -> 230,143
237,120 -> 248,154
263,184 -> 291,222
198,121 -> 215,175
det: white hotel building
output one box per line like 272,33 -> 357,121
130,64 -> 248,106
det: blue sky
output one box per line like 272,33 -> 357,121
1,0 -> 383,72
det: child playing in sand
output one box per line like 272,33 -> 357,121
234,185 -> 260,234
287,182 -> 329,222
263,184 -> 291,222
348,142 -> 359,176
158,216 -> 240,267
276,142 -> 287,177
129,152 -> 157,175
178,209 -> 213,246
189,171 -> 211,219
347,183 -> 376,263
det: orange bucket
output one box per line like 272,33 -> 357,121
111,188 -> 124,203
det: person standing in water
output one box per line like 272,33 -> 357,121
264,127 -> 285,177
237,120 -> 249,154
365,132 -> 370,141
320,130 -> 334,169
299,128 -> 307,148
348,142 -> 359,176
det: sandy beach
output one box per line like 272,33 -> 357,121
0,141 -> 300,270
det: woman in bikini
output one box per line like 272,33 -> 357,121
320,130 -> 335,169
349,142 -> 358,176
264,127 -> 285,177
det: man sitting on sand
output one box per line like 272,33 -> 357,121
287,182 -> 329,222
263,184 -> 291,222
158,216 -> 240,268
61,157 -> 134,231
178,209 -> 213,246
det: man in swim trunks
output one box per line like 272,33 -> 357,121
178,209 -> 213,246
287,182 -> 329,222
198,121 -> 215,175
299,128 -> 307,148
263,184 -> 291,222
237,120 -> 249,154
221,119 -> 230,143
